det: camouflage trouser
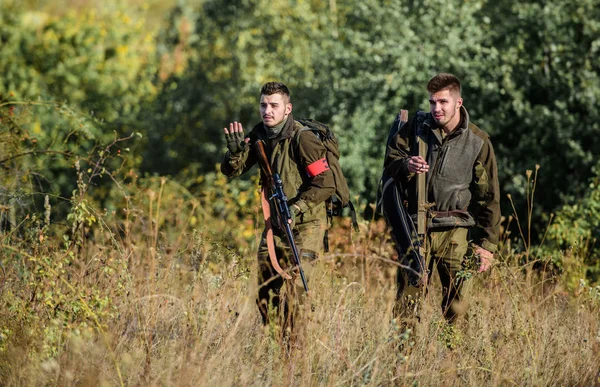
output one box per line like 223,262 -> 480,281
395,227 -> 474,324
256,220 -> 325,329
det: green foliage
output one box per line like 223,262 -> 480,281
0,1 -> 158,210
0,2 -> 158,122
541,161 -> 600,283
0,97 -> 137,230
470,0 -> 600,222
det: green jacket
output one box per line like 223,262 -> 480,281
384,106 -> 501,252
221,114 -> 335,228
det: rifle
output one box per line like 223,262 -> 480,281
415,112 -> 429,286
254,140 -> 309,293
379,109 -> 427,287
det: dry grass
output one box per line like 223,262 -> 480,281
0,203 -> 599,386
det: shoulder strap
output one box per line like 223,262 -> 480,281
292,121 -> 319,145
290,121 -> 311,162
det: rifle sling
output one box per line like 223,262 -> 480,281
260,186 -> 292,280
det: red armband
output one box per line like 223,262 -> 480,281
306,157 -> 330,177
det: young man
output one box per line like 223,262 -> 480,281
384,73 -> 501,323
220,82 -> 335,327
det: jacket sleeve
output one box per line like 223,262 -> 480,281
470,136 -> 501,252
220,133 -> 257,178
291,131 -> 336,213
383,116 -> 416,184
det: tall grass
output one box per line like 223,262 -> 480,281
0,186 -> 598,386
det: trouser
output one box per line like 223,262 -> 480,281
395,227 -> 473,324
256,220 -> 324,328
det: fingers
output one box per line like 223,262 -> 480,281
223,122 -> 245,135
232,121 -> 243,133
477,258 -> 491,273
475,247 -> 493,260
408,156 -> 429,174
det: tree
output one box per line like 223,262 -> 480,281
0,1 -> 158,216
469,0 -> 600,227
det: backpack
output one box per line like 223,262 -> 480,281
294,119 -> 359,251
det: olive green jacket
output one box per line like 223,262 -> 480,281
384,107 -> 501,252
221,114 -> 335,228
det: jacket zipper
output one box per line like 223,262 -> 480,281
427,136 -> 449,201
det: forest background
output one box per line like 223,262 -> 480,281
0,0 -> 599,385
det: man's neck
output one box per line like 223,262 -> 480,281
442,113 -> 462,134
264,115 -> 289,138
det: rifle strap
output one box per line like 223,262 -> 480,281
260,187 -> 292,280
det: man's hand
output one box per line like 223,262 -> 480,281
408,156 -> 429,174
224,121 -> 249,154
475,246 -> 494,272
289,204 -> 301,230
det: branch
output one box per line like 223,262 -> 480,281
0,149 -> 73,165
0,100 -> 53,109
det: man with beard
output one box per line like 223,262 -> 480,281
221,82 -> 334,331
384,73 -> 501,325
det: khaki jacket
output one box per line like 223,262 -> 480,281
221,114 -> 335,228
384,107 -> 501,252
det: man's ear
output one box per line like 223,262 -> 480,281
286,103 -> 293,115
456,97 -> 463,109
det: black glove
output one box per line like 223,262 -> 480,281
225,128 -> 247,154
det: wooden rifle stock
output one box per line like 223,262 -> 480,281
255,139 -> 274,185
414,111 -> 428,286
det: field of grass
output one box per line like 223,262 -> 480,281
1,196 -> 598,386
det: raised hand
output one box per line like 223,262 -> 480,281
224,121 -> 249,154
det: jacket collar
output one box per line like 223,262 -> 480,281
253,113 -> 295,142
274,113 -> 296,143
425,106 -> 470,144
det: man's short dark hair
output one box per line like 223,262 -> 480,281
260,82 -> 291,102
427,73 -> 461,96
